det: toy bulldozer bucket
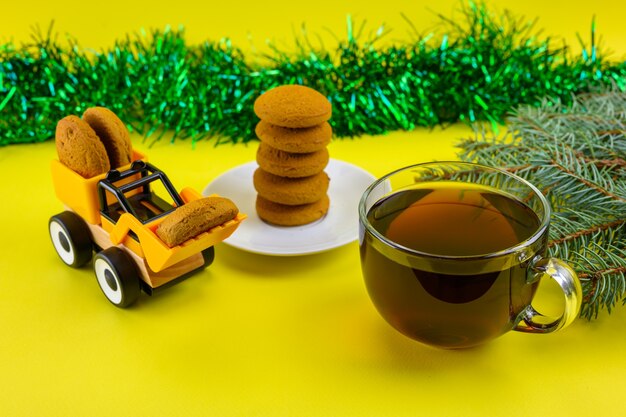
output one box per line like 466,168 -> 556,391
110,189 -> 246,273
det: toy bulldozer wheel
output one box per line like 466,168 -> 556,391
201,247 -> 215,269
94,248 -> 141,308
49,212 -> 93,268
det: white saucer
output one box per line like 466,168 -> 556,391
202,159 -> 377,256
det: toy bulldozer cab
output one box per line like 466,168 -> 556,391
49,151 -> 245,307
99,160 -> 183,230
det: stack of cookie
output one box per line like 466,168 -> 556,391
253,85 -> 332,226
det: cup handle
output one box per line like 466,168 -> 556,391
514,258 -> 583,333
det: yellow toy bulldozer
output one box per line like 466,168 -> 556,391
49,149 -> 245,307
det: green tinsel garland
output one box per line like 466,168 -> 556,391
1,2 -> 625,146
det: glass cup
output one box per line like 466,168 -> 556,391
358,162 -> 582,349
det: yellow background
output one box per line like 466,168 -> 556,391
2,1 -> 626,416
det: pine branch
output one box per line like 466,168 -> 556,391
548,217 -> 625,248
459,91 -> 626,319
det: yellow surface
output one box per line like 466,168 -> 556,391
2,1 -> 626,416
3,129 -> 626,416
2,0 -> 626,56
